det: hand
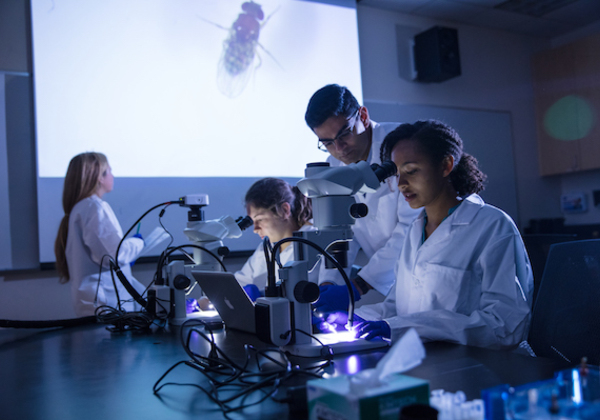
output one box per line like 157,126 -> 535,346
313,283 -> 361,313
186,298 -> 200,314
312,312 -> 326,334
314,312 -> 348,334
355,318 -> 391,341
197,296 -> 212,311
316,312 -> 366,334
326,311 -> 349,325
243,284 -> 262,302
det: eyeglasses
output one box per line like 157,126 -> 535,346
317,110 -> 360,152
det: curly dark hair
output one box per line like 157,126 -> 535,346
244,178 -> 312,227
304,84 -> 360,130
380,120 -> 487,196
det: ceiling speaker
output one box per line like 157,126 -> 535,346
413,26 -> 461,83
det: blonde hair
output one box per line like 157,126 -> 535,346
54,152 -> 109,282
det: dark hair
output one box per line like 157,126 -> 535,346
305,84 -> 360,129
245,178 -> 312,227
381,120 -> 487,196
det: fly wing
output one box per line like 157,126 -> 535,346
216,35 -> 257,98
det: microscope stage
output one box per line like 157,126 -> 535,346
169,310 -> 222,326
284,332 -> 390,358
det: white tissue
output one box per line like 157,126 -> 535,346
349,328 -> 425,395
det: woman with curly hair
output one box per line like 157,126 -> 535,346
352,120 -> 533,349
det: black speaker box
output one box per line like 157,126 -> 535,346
413,26 -> 461,83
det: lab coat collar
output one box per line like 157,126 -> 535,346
412,194 -> 484,247
449,194 -> 484,226
90,194 -> 101,201
368,120 -> 382,166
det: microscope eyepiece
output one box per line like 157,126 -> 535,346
236,215 -> 254,231
349,203 -> 368,219
371,161 -> 397,183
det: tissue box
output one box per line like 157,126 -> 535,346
307,374 -> 429,420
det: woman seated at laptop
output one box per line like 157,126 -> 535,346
348,120 -> 533,349
234,178 -> 316,301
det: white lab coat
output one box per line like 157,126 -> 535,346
323,121 -> 420,295
66,195 -> 145,317
235,224 -> 320,288
356,194 -> 533,349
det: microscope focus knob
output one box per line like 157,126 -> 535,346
173,275 -> 191,290
294,281 -> 320,304
349,203 -> 368,219
217,246 -> 230,257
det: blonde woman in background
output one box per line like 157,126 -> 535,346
54,152 -> 145,317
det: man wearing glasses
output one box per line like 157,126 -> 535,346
305,84 -> 419,312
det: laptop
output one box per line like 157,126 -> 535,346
191,270 -> 256,334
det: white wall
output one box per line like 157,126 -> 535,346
356,5 -> 600,229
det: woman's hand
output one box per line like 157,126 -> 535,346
354,318 -> 391,341
243,284 -> 262,302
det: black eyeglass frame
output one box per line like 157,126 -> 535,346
317,109 -> 361,152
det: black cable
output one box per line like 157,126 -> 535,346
269,236 -> 356,325
115,201 -> 175,266
109,260 -> 149,309
94,306 -> 154,331
179,319 -> 247,373
95,254 -> 118,309
155,244 -> 227,287
109,260 -> 123,312
0,204 -> 229,331
102,201 -> 177,311
146,206 -> 176,288
295,329 -> 335,364
88,203 -> 177,319
158,206 -> 175,250
262,237 -> 277,297
0,316 -> 97,329
153,320 -> 330,418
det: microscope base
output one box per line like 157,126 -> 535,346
169,310 -> 222,326
283,333 -> 390,358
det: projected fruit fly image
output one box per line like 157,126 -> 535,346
203,1 -> 280,98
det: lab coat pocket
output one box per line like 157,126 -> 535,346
418,263 -> 474,312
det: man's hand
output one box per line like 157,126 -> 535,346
313,283 -> 361,313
